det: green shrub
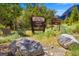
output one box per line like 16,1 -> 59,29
68,43 -> 79,56
33,28 -> 60,40
0,24 -> 5,35
0,32 -> 20,44
60,24 -> 73,34
44,28 -> 60,37
0,24 -> 5,29
17,29 -> 26,36
72,23 -> 79,33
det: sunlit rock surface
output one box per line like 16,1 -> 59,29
58,34 -> 79,48
9,37 -> 44,56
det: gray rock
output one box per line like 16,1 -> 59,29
58,34 -> 79,48
9,37 -> 44,56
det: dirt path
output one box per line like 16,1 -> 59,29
44,46 -> 68,56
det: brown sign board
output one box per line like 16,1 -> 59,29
51,18 -> 61,30
51,18 -> 61,25
31,16 -> 46,33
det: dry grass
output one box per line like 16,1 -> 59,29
25,30 -> 33,36
32,36 -> 60,47
30,28 -> 61,48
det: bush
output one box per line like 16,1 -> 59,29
44,28 -> 60,37
17,29 -> 27,36
0,24 -> 5,35
0,32 -> 20,44
0,24 -> 5,29
68,43 -> 79,56
33,28 -> 60,40
72,23 -> 79,33
60,24 -> 73,34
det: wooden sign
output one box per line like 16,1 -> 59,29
51,18 -> 61,25
31,16 -> 46,33
51,17 -> 61,30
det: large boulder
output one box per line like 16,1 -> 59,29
58,34 -> 79,48
9,37 -> 44,56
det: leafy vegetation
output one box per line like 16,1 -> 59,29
0,4 -> 22,30
31,28 -> 61,47
63,6 -> 79,56
66,43 -> 79,56
0,4 -> 79,56
64,6 -> 79,25
20,4 -> 55,29
70,6 -> 79,23
0,32 -> 20,44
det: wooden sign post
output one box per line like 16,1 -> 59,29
51,17 -> 61,30
31,16 -> 46,34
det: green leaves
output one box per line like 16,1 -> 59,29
0,3 -> 55,30
70,6 -> 79,23
68,43 -> 79,56
22,4 -> 55,29
0,4 -> 22,30
64,5 -> 79,25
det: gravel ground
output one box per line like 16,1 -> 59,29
44,46 -> 68,56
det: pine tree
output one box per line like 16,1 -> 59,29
69,5 -> 79,23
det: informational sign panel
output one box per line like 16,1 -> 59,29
31,16 -> 46,33
51,18 -> 61,30
51,18 -> 61,25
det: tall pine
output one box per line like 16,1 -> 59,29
69,5 -> 79,23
